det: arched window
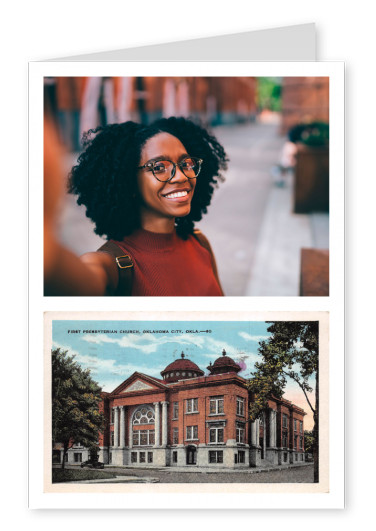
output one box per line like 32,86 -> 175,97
133,405 -> 155,425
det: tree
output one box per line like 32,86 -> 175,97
257,77 -> 282,112
304,430 -> 315,456
52,348 -> 105,469
247,321 -> 319,482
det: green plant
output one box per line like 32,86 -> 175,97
299,122 -> 329,147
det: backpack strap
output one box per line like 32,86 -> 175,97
193,229 -> 224,295
97,241 -> 134,296
97,231 -> 222,296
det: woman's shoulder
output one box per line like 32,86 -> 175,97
191,229 -> 223,294
96,240 -> 134,270
191,228 -> 212,253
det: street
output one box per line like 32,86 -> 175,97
57,464 -> 314,484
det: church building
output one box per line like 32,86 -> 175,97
94,350 -> 306,468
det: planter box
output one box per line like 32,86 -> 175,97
300,248 -> 329,296
294,143 -> 329,213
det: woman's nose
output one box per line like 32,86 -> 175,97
169,164 -> 188,182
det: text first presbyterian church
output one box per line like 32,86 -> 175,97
88,350 -> 306,469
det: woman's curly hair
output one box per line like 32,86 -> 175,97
68,116 -> 228,240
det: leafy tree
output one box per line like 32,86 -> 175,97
257,77 -> 282,112
247,321 -> 319,482
304,430 -> 315,455
52,348 -> 105,469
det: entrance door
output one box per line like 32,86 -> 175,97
186,446 -> 197,465
260,437 -> 264,459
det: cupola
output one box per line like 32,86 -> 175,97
161,352 -> 204,383
207,349 -> 241,375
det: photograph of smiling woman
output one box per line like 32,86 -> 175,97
45,117 -> 228,296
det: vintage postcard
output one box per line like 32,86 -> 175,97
35,311 -> 337,509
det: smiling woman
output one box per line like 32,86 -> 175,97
136,133 -> 199,231
45,117 -> 228,296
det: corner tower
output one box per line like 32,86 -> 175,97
207,349 -> 241,375
161,352 -> 204,383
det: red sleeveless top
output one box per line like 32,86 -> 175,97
113,228 -> 222,296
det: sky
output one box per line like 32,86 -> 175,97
52,319 -> 315,430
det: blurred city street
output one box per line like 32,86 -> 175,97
49,75 -> 330,296
58,120 -> 328,296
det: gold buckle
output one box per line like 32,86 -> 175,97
115,255 -> 133,269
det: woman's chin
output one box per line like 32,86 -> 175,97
172,205 -> 191,218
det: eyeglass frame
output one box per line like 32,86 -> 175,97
138,156 -> 203,182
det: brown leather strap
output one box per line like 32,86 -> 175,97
97,231 -> 222,296
97,241 -> 133,296
193,229 -> 224,295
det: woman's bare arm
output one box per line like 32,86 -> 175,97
44,226 -> 118,295
44,118 -> 118,296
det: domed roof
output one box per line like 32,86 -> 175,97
207,349 -> 241,375
161,352 -> 204,383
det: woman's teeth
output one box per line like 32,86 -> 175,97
165,191 -> 188,199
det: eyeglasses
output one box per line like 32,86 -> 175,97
138,156 -> 203,182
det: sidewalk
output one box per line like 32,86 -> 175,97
65,475 -> 160,484
112,462 -> 312,474
245,174 -> 329,296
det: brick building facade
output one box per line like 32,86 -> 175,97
280,76 -> 329,135
108,76 -> 258,126
58,350 -> 306,468
47,76 -> 258,138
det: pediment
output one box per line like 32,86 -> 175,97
111,372 -> 167,395
122,379 -> 157,393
